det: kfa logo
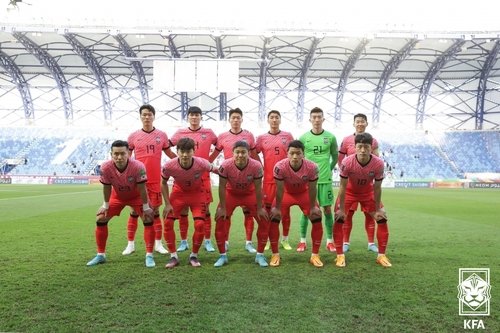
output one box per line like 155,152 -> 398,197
457,268 -> 490,330
457,268 -> 491,316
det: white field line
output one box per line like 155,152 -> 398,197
0,190 -> 99,201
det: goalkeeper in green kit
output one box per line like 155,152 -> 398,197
297,107 -> 338,253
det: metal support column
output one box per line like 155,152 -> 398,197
475,40 -> 500,130
416,40 -> 465,129
297,37 -> 321,123
65,33 -> 112,122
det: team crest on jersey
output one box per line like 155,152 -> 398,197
155,137 -> 161,144
302,175 -> 309,181
194,172 -> 201,180
247,175 -> 253,181
369,171 -> 375,177
201,134 -> 207,140
323,138 -> 329,144
281,137 -> 288,144
128,176 -> 134,183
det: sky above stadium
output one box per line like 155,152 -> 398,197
2,0 -> 500,34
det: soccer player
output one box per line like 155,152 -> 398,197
86,140 -> 156,268
122,104 -> 175,256
333,132 -> 391,268
170,106 -> 218,253
160,138 -> 214,268
338,113 -> 380,253
297,107 -> 338,253
209,108 -> 260,253
213,141 -> 269,267
270,140 -> 323,267
255,110 -> 294,250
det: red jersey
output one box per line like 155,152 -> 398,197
128,128 -> 170,187
161,157 -> 212,192
218,158 -> 263,195
273,158 -> 319,194
339,154 -> 384,196
338,133 -> 379,165
100,159 -> 147,201
170,127 -> 217,160
256,130 -> 294,184
215,129 -> 256,159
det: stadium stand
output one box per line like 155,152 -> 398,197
1,127 -> 499,178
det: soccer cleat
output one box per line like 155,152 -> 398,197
296,242 -> 307,252
326,242 -> 336,253
255,254 -> 269,267
214,255 -> 228,267
368,243 -> 379,253
204,240 -> 215,252
165,257 -> 179,269
376,254 -> 392,267
245,242 -> 257,253
264,242 -> 270,251
177,240 -> 189,252
270,254 -> 281,267
343,243 -> 350,253
154,241 -> 168,254
86,254 -> 106,266
189,256 -> 201,267
335,254 -> 346,268
309,254 -> 324,268
145,254 -> 155,268
122,243 -> 135,255
281,239 -> 292,250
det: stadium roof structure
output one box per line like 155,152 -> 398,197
0,0 -> 500,130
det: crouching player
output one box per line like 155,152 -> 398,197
270,140 -> 323,267
333,133 -> 391,268
214,141 -> 270,267
160,138 -> 214,268
86,140 -> 156,268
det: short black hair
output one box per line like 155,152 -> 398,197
267,110 -> 281,118
111,140 -> 129,150
232,140 -> 249,151
287,140 -> 304,152
229,108 -> 243,117
139,104 -> 155,116
188,106 -> 202,115
355,132 -> 373,145
353,113 -> 368,121
310,107 -> 323,115
177,137 -> 195,151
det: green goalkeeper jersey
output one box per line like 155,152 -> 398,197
299,130 -> 338,184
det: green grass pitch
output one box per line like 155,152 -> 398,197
0,184 -> 498,332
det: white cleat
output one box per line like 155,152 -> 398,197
122,242 -> 135,255
154,240 -> 169,254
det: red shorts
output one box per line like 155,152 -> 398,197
146,188 -> 162,208
106,192 -> 145,219
262,182 -> 277,206
222,191 -> 258,218
335,192 -> 383,213
276,190 -> 317,216
202,177 -> 213,203
168,188 -> 207,220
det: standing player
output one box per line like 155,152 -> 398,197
86,140 -> 156,268
255,110 -> 294,250
333,133 -> 391,268
213,141 -> 269,267
170,106 -> 218,253
270,140 -> 323,267
209,108 -> 260,253
338,113 -> 380,253
160,138 -> 214,268
297,107 -> 338,253
122,104 -> 175,256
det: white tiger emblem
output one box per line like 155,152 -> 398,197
457,273 -> 491,311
